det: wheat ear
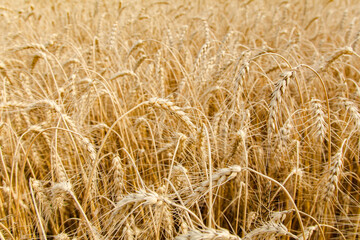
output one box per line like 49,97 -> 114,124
185,165 -> 242,205
323,139 -> 347,202
311,98 -> 326,142
341,98 -> 360,130
51,181 -> 99,240
268,70 -> 296,135
147,97 -> 196,132
243,221 -> 297,239
112,154 -> 125,202
175,227 -> 241,240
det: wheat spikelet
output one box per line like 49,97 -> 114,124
126,215 -> 142,239
166,28 -> 174,47
269,209 -> 294,223
317,46 -> 354,72
155,201 -> 174,239
229,128 -> 246,159
345,17 -> 355,43
175,227 -> 241,240
339,9 -> 348,30
155,49 -> 166,97
276,119 -> 293,154
310,98 -> 326,142
172,164 -> 190,189
203,19 -> 210,43
122,221 -> 135,240
54,233 -> 70,240
127,40 -> 144,57
297,225 -> 318,240
20,73 -> 35,100
265,63 -> 289,74
268,70 -> 295,135
193,20 -> 211,75
51,180 -> 71,211
68,74 -> 78,100
109,70 -> 137,81
78,136 -> 97,164
9,43 -> 47,52
234,51 -> 251,96
29,52 -> 43,71
323,139 -> 346,202
62,58 -> 80,68
341,98 -> 360,130
51,181 -> 100,239
2,184 -> 28,211
112,154 -> 125,202
52,150 -> 68,186
215,30 -> 235,65
243,221 -> 297,239
147,97 -> 196,132
96,12 -> 107,40
18,114 -> 50,170
211,111 -> 223,136
193,42 -> 210,74
0,60 -> 8,79
78,136 -> 98,199
218,116 -> 230,158
177,25 -> 188,51
115,189 -> 168,210
89,123 -> 109,133
185,165 -> 242,204
109,21 -> 118,49
0,101 -> 29,109
27,99 -> 62,113
197,125 -> 208,168
31,179 -> 52,223
0,6 -> 14,13
158,132 -> 188,157
133,54 -> 146,72
351,29 -> 360,50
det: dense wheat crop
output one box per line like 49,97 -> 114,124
1,0 -> 360,239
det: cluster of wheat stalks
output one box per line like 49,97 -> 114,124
0,0 -> 360,239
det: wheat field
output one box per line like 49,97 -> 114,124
1,0 -> 360,239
